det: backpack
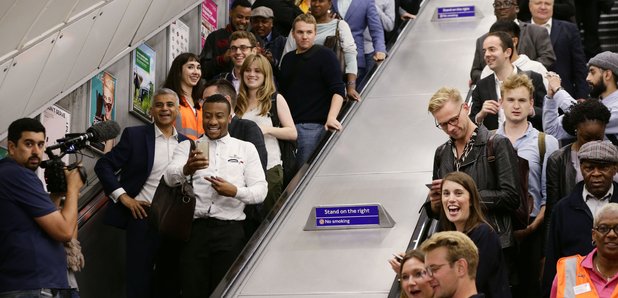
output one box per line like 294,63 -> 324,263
269,92 -> 298,186
487,132 -> 546,230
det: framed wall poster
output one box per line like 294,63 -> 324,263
169,19 -> 190,69
130,43 -> 156,123
90,71 -> 117,153
201,0 -> 217,47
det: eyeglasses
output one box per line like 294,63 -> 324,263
399,270 -> 428,283
594,225 -> 618,235
493,1 -> 516,9
229,45 -> 255,52
435,104 -> 464,129
426,263 -> 450,277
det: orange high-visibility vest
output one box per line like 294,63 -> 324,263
555,255 -> 618,298
175,97 -> 203,140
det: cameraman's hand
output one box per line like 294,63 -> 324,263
119,193 -> 150,219
65,167 -> 84,194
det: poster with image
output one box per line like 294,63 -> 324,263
201,0 -> 218,47
90,71 -> 117,153
131,43 -> 156,123
169,19 -> 190,69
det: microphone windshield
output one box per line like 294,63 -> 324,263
87,121 -> 121,142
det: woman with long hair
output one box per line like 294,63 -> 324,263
163,52 -> 203,140
236,53 -> 297,214
439,171 -> 511,298
283,0 -> 360,100
398,250 -> 434,298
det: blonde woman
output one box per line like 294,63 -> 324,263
236,54 -> 297,214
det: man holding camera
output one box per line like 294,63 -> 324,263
0,118 -> 84,297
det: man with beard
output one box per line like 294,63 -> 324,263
543,51 -> 618,142
200,0 -> 252,80
0,118 -> 84,297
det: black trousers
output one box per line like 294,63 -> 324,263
180,218 -> 245,298
512,217 -> 544,298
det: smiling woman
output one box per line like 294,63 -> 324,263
437,172 -> 512,298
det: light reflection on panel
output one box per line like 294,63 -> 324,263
0,0 -> 47,59
99,0 -> 152,66
28,10 -> 97,114
131,0 -> 172,46
0,33 -> 57,130
65,0 -> 131,89
0,60 -> 12,91
24,0 -> 78,46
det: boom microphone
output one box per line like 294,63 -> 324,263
46,121 -> 121,152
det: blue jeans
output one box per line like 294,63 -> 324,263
295,123 -> 326,167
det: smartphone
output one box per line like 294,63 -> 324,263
393,254 -> 403,262
425,183 -> 433,189
196,140 -> 209,157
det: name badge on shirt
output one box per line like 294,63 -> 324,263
573,283 -> 592,295
227,154 -> 244,164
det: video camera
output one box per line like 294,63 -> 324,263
41,121 -> 120,193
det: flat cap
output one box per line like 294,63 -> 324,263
251,6 -> 274,18
578,140 -> 618,163
588,51 -> 618,75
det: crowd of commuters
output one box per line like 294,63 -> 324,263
1,0 -> 617,297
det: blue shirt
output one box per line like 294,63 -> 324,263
497,123 -> 560,216
0,158 -> 68,292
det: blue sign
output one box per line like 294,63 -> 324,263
437,6 -> 475,19
315,205 -> 380,226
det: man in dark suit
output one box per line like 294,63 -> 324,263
470,0 -> 555,83
543,140 -> 618,296
470,31 -> 546,130
529,0 -> 588,99
94,88 -> 188,298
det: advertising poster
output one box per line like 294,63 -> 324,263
169,19 -> 190,69
201,0 -> 218,46
38,105 -> 72,188
90,71 -> 117,153
131,43 -> 156,123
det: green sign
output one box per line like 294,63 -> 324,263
135,47 -> 151,73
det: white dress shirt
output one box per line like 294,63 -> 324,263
583,184 -> 613,219
531,18 -> 553,36
110,125 -> 179,203
164,134 -> 267,221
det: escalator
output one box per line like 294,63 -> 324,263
213,0 -> 496,297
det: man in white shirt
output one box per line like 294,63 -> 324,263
164,94 -> 267,298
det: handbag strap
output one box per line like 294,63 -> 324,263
335,20 -> 340,40
188,139 -> 196,184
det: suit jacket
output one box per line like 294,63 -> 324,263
542,181 -> 618,296
331,0 -> 385,68
548,19 -> 589,99
94,124 -> 188,228
469,68 -> 546,130
470,21 -> 556,83
229,116 -> 268,172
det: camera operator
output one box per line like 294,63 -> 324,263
0,118 -> 84,298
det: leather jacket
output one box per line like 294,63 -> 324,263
430,126 -> 521,248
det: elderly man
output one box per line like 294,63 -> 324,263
421,231 -> 484,298
550,203 -> 618,297
543,140 -> 618,296
251,6 -> 286,67
529,0 -> 588,99
543,51 -> 618,142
